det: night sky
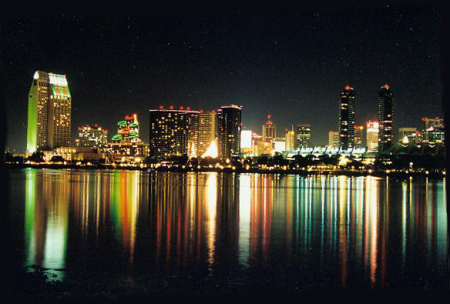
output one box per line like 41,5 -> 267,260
2,6 -> 442,152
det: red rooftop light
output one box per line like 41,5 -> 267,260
345,85 -> 351,90
384,83 -> 389,89
179,106 -> 184,110
169,105 -> 174,110
186,107 -> 191,111
159,105 -> 164,109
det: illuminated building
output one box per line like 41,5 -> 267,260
262,114 -> 276,142
149,107 -> 199,159
366,121 -> 379,151
398,127 -> 417,143
422,117 -> 445,144
273,137 -> 286,153
354,126 -> 364,148
76,124 -> 108,148
338,85 -> 355,150
378,84 -> 395,151
198,110 -> 217,156
328,130 -> 340,148
285,129 -> 295,151
256,141 -> 273,155
27,71 -> 71,153
112,114 -> 140,143
43,147 -> 106,162
240,130 -> 253,154
295,124 -> 311,148
217,104 -> 242,160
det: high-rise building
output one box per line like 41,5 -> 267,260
295,124 -> 311,148
262,114 -> 276,142
217,104 -> 242,160
328,130 -> 340,148
285,129 -> 296,151
366,121 -> 379,151
354,126 -> 364,148
338,85 -> 355,150
149,106 -> 199,159
422,117 -> 445,144
378,84 -> 395,151
422,117 -> 444,130
112,114 -> 140,143
240,130 -> 253,154
198,110 -> 217,156
27,71 -> 72,153
76,124 -> 108,148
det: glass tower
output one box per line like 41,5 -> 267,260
217,104 -> 242,160
338,85 -> 355,150
378,84 -> 395,151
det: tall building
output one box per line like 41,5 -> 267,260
422,117 -> 445,144
328,130 -> 340,148
240,130 -> 253,154
27,71 -> 72,153
338,85 -> 355,150
285,129 -> 296,151
149,106 -> 199,159
422,117 -> 444,130
76,124 -> 108,148
217,104 -> 242,160
295,124 -> 311,148
198,110 -> 217,156
262,114 -> 276,142
354,126 -> 364,148
366,121 -> 379,151
378,84 -> 395,151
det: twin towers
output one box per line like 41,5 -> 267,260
338,84 -> 395,152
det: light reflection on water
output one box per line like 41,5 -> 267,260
11,168 -> 447,289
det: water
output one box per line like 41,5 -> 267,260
8,168 -> 448,295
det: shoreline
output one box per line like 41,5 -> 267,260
5,163 -> 446,179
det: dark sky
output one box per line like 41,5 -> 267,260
2,6 -> 442,152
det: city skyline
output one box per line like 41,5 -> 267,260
3,8 -> 442,151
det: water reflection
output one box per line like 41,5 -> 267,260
14,169 -> 447,289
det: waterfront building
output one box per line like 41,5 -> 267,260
338,85 -> 355,150
328,130 -> 340,148
240,130 -> 253,154
198,110 -> 217,156
149,106 -> 199,160
295,124 -> 311,148
43,147 -> 106,162
27,71 -> 72,153
273,137 -> 286,153
262,114 -> 276,142
217,104 -> 242,160
354,126 -> 364,148
422,117 -> 445,144
285,129 -> 296,151
378,84 -> 395,151
399,127 -> 417,143
76,124 -> 108,148
112,114 -> 140,143
366,120 -> 379,151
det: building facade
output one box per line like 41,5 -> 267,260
198,110 -> 217,156
422,117 -> 445,144
262,114 -> 276,142
285,129 -> 296,151
338,85 -> 355,150
398,127 -> 417,143
354,126 -> 364,148
295,124 -> 311,148
378,84 -> 395,151
149,107 -> 199,160
217,104 -> 242,160
76,124 -> 108,148
328,130 -> 340,148
27,71 -> 71,153
366,121 -> 379,151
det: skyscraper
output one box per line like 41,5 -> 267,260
366,120 -> 379,151
149,106 -> 199,159
353,126 -> 364,148
262,114 -> 276,142
198,110 -> 217,156
76,124 -> 108,148
285,129 -> 295,151
295,124 -> 311,148
328,130 -> 340,148
422,117 -> 445,144
27,71 -> 71,153
338,85 -> 355,150
217,104 -> 242,160
378,84 -> 395,151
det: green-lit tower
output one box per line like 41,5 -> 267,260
27,71 -> 72,153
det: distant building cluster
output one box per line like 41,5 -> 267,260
22,71 -> 444,165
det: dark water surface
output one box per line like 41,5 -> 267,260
9,168 -> 448,295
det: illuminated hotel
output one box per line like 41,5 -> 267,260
338,85 -> 355,150
198,110 -> 217,156
217,104 -> 242,160
353,126 -> 364,148
149,106 -> 199,159
366,121 -> 379,151
76,124 -> 108,148
27,71 -> 71,153
378,84 -> 395,151
262,114 -> 276,142
295,123 -> 311,148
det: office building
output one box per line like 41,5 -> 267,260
76,124 -> 108,148
262,114 -> 276,142
27,70 -> 71,153
217,104 -> 242,160
422,117 -> 445,144
295,124 -> 311,148
378,84 -> 395,151
366,121 -> 379,151
398,127 -> 417,143
339,85 -> 355,150
285,129 -> 296,151
354,126 -> 364,148
198,110 -> 217,156
328,130 -> 340,148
